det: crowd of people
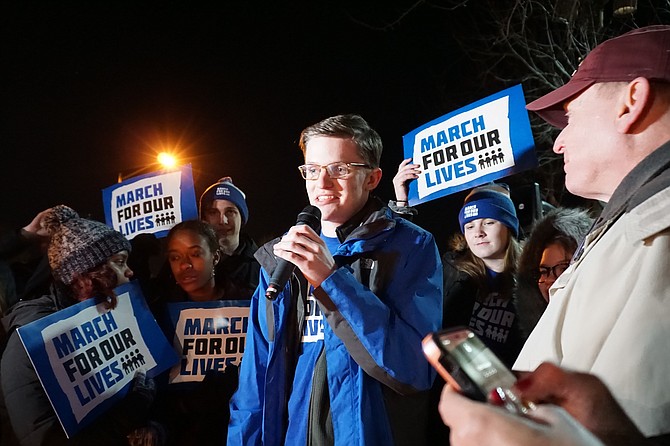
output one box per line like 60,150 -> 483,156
0,24 -> 668,446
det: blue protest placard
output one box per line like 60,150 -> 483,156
17,281 -> 178,438
402,84 -> 537,205
164,300 -> 251,384
101,164 -> 198,239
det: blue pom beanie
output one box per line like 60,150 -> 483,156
458,188 -> 519,238
199,177 -> 249,225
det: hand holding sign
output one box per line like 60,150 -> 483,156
402,84 -> 537,206
393,158 -> 421,203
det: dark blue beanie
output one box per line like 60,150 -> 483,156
199,178 -> 249,225
458,189 -> 519,238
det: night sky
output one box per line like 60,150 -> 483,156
2,2 -> 510,249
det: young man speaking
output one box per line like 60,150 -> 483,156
228,114 -> 442,446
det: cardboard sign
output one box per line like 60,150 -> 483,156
18,281 -> 178,438
402,84 -> 537,205
102,164 -> 198,239
165,300 -> 251,384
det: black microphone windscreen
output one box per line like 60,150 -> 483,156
296,205 -> 321,233
264,204 -> 322,301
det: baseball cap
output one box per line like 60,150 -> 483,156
526,25 -> 670,128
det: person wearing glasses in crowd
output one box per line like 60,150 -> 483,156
227,114 -> 442,446
513,207 -> 593,338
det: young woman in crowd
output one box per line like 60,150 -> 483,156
154,219 -> 249,305
392,160 -> 524,444
392,161 -> 523,364
165,220 -> 224,302
514,207 -> 593,338
150,219 -> 239,445
0,205 -> 154,445
442,183 -> 524,366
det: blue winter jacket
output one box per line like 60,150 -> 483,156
228,200 -> 443,446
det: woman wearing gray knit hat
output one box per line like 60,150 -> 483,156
0,205 -> 155,445
45,204 -> 134,306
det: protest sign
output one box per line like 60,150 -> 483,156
402,84 -> 537,205
102,164 -> 198,239
164,300 -> 251,384
17,281 -> 178,438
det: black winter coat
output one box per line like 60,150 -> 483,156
0,286 -> 153,446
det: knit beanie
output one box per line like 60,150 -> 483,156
43,205 -> 132,285
199,177 -> 249,224
458,186 -> 519,238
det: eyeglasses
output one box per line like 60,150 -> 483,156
298,162 -> 372,180
537,262 -> 571,283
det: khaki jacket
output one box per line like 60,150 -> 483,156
515,142 -> 670,437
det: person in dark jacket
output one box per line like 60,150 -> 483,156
389,169 -> 524,363
514,207 -> 593,339
0,208 -> 56,315
199,177 -> 260,300
150,220 -> 240,445
0,205 -> 154,446
442,184 -> 524,367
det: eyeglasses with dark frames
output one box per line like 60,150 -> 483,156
537,261 -> 571,283
298,162 -> 372,180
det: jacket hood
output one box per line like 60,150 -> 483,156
518,207 -> 594,278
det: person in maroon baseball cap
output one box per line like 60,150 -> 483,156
527,25 -> 670,128
436,26 -> 670,446
515,25 -> 670,442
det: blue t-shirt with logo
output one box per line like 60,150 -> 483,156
285,234 -> 339,443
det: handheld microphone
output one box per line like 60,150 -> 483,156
265,205 -> 322,301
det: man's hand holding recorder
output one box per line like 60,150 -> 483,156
423,328 -> 648,446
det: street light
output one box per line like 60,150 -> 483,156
157,152 -> 177,169
117,152 -> 180,183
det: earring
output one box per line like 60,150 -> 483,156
212,267 -> 216,278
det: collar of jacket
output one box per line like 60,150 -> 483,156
573,140 -> 670,262
596,139 -> 670,228
255,196 -> 395,273
334,195 -> 394,243
229,232 -> 259,259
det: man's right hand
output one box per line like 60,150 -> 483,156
512,362 -> 647,446
438,384 -> 605,446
